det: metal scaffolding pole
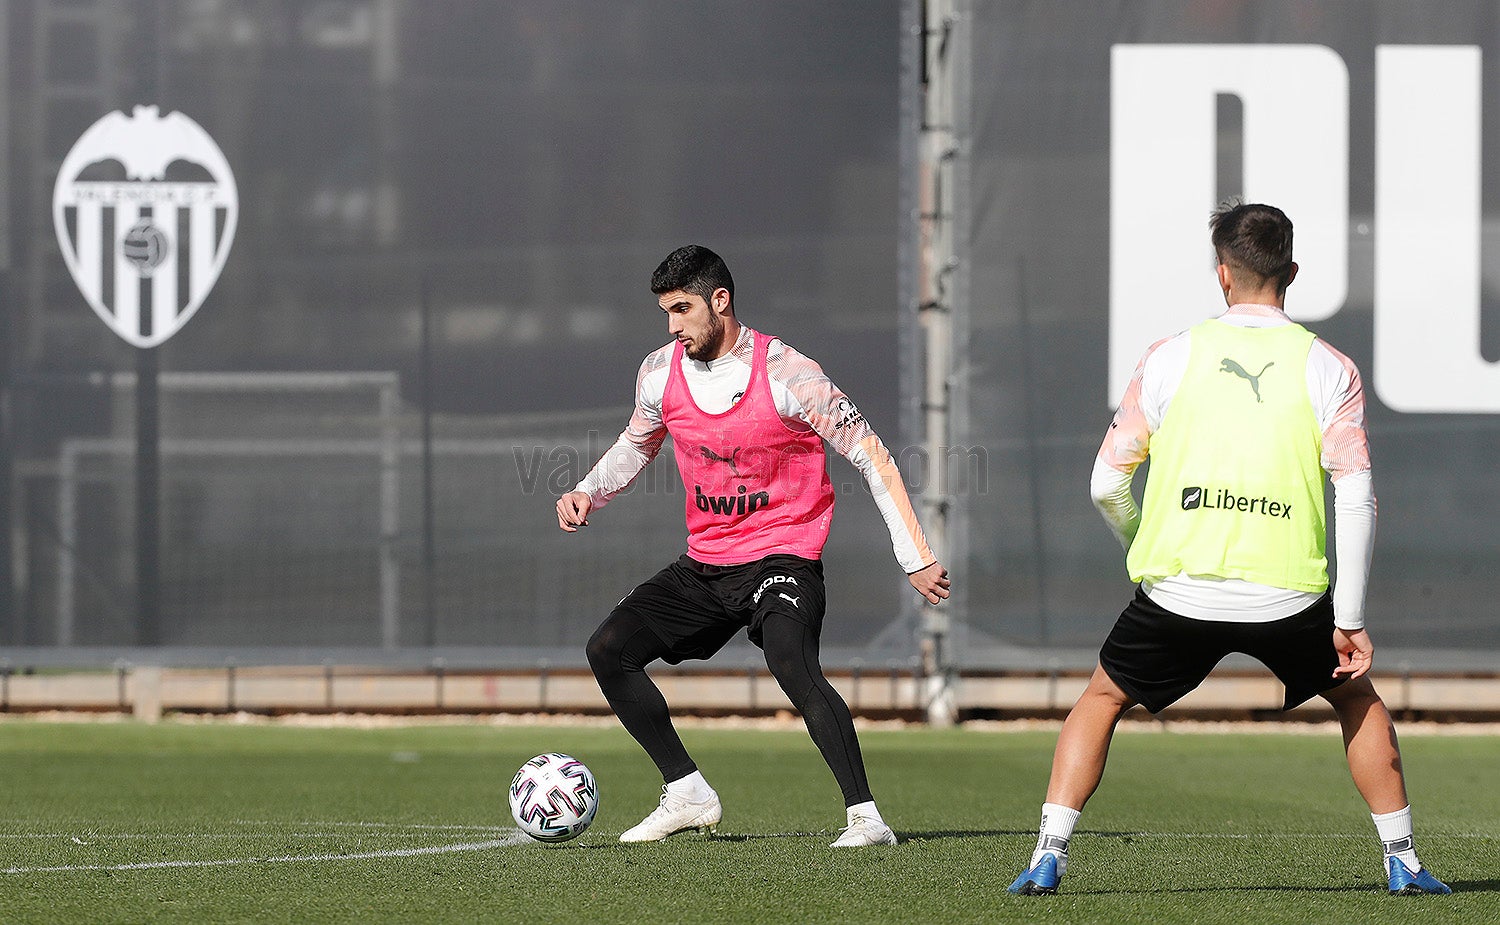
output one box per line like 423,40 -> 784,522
915,0 -> 964,726
0,1 -> 12,644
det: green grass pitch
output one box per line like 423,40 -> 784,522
0,719 -> 1495,924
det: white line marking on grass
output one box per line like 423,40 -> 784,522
0,832 -> 508,840
0,822 -> 515,841
2,831 -> 537,875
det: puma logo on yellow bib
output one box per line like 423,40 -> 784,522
1220,358 -> 1274,402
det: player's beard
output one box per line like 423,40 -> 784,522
684,311 -> 726,362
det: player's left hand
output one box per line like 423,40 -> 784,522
908,561 -> 951,605
1331,627 -> 1373,680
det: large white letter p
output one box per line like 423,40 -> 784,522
1109,45 -> 1349,404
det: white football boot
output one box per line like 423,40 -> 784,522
619,785 -> 722,843
830,812 -> 898,847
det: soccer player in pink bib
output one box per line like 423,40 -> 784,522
558,245 -> 950,846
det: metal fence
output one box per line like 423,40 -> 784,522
0,1 -> 914,664
2,1 -> 1497,673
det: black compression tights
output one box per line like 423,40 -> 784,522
586,609 -> 874,807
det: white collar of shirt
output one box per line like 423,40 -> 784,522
1219,303 -> 1292,328
685,326 -> 753,373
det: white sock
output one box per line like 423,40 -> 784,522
846,800 -> 884,826
665,770 -> 714,802
1372,806 -> 1421,873
1030,802 -> 1081,872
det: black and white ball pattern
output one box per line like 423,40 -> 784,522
121,220 -> 169,275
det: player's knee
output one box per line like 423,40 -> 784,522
585,620 -> 623,679
584,636 -> 612,680
1325,674 -> 1384,710
590,606 -> 664,677
762,646 -> 817,702
770,670 -> 816,708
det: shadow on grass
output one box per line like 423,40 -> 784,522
1448,879 -> 1500,893
1060,885 -> 1380,896
897,830 -> 1036,841
897,829 -> 1146,842
650,829 -> 1115,843
605,830 -> 1036,843
706,833 -> 821,843
601,832 -> 829,844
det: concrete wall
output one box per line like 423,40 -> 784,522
3,665 -> 1497,722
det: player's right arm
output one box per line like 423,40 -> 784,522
1092,334 -> 1182,550
556,349 -> 670,532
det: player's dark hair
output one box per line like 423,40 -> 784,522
1209,201 -> 1295,294
651,245 -> 734,308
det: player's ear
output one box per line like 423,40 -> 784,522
1216,263 -> 1233,295
712,287 -> 732,315
1284,262 -> 1298,288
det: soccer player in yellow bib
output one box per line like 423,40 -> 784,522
1008,203 -> 1451,897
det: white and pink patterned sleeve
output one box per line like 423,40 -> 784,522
769,341 -> 937,574
1098,333 -> 1181,472
574,347 -> 671,509
1091,334 -> 1179,549
1310,339 -> 1376,630
1310,339 -> 1372,480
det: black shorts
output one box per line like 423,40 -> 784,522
1099,586 -> 1346,714
610,554 -> 827,665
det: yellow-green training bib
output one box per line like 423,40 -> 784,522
1126,319 -> 1329,592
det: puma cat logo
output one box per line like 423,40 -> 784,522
699,445 -> 743,476
1220,358 -> 1274,403
778,592 -> 800,607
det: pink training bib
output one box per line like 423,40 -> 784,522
661,330 -> 835,565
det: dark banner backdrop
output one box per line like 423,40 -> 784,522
2,1 -> 1495,664
956,0 -> 1500,656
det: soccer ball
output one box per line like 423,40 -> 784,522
121,220 -> 169,274
508,753 -> 598,843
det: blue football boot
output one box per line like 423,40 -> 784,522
1007,852 -> 1061,895
1387,857 -> 1452,895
